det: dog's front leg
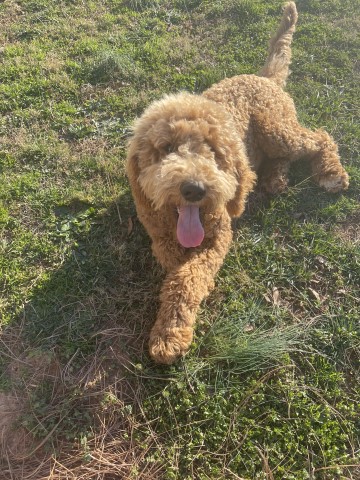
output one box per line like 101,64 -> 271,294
149,217 -> 232,364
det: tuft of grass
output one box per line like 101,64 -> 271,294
87,50 -> 143,84
199,311 -> 308,372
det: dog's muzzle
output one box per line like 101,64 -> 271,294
180,180 -> 206,202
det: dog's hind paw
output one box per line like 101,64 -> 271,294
317,171 -> 349,193
149,327 -> 193,365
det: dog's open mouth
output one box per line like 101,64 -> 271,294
177,205 -> 205,248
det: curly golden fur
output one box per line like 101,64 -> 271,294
126,2 -> 349,364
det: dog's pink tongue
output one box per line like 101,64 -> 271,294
177,205 -> 204,248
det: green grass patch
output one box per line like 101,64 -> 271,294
0,0 -> 359,478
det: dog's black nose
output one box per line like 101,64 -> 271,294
180,180 -> 206,202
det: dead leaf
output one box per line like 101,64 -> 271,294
309,287 -> 321,302
272,287 -> 280,306
243,324 -> 255,333
263,293 -> 272,303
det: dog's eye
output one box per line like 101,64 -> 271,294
210,147 -> 216,156
164,144 -> 175,154
206,143 -> 216,155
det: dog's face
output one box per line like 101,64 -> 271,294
127,93 -> 248,247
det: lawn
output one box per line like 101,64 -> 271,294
0,0 -> 359,479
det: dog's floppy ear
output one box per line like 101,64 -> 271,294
126,138 -> 152,212
206,123 -> 257,218
226,161 -> 257,218
216,131 -> 256,218
126,139 -> 140,192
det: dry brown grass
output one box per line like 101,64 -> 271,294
0,318 -> 165,480
335,211 -> 360,245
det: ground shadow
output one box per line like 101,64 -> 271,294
0,190 -> 167,479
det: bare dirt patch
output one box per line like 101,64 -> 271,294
335,211 -> 360,245
0,392 -> 28,458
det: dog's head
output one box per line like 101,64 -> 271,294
126,93 -> 253,248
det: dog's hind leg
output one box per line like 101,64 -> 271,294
254,113 -> 349,193
308,130 -> 350,193
149,214 -> 232,364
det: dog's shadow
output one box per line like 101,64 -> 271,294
11,192 -> 162,357
22,193 -> 162,360
0,191 -> 168,474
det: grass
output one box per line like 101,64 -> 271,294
0,0 -> 359,478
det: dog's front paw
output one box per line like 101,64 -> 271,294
149,327 -> 193,365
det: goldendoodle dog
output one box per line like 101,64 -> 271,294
126,2 -> 349,364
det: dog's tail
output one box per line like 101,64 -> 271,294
259,2 -> 298,88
